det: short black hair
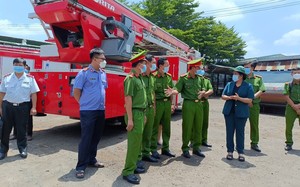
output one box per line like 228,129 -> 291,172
237,72 -> 247,80
132,59 -> 146,68
145,54 -> 153,62
13,58 -> 24,65
89,48 -> 104,60
157,57 -> 167,68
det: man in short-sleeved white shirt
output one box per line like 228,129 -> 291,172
0,58 -> 40,159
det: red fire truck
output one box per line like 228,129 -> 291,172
1,0 -> 201,124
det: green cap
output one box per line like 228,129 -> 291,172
231,66 -> 246,75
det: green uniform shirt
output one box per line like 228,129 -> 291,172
124,70 -> 147,109
141,73 -> 155,105
175,72 -> 204,100
154,71 -> 174,100
202,77 -> 213,101
283,82 -> 300,104
245,74 -> 266,103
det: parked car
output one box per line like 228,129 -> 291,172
255,71 -> 292,107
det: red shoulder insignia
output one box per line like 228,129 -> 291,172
166,73 -> 172,77
3,73 -> 11,78
26,74 -> 34,78
180,73 -> 188,77
128,73 -> 134,78
82,67 -> 89,71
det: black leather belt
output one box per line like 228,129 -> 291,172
5,101 -> 29,107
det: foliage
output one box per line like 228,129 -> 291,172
117,0 -> 247,65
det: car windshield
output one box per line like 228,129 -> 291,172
254,71 -> 292,83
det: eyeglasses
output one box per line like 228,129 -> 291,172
94,57 -> 106,61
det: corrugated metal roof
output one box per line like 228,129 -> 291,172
0,35 -> 50,49
240,54 -> 300,63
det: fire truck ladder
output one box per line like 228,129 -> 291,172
69,0 -> 187,56
28,0 -> 53,41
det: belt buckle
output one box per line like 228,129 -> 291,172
13,103 -> 18,106
195,100 -> 199,103
163,98 -> 168,102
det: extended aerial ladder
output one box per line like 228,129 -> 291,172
31,0 -> 192,63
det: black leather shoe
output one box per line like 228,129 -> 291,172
134,167 -> 146,174
161,150 -> 176,157
285,144 -> 292,151
136,160 -> 145,169
142,156 -> 158,162
20,149 -> 28,159
202,142 -> 212,147
0,152 -> 7,160
182,151 -> 191,158
123,174 -> 140,184
251,144 -> 261,152
193,150 -> 205,158
151,151 -> 161,159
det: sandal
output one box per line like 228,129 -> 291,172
226,153 -> 233,160
238,155 -> 245,162
75,170 -> 85,179
89,162 -> 104,168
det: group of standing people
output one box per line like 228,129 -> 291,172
2,47 -> 300,185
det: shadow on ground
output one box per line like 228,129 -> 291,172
6,122 -> 127,159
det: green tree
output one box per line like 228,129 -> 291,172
120,0 -> 247,65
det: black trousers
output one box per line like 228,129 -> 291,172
1,101 -> 30,153
76,110 -> 105,171
13,101 -> 33,136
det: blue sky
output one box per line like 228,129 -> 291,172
1,0 -> 300,58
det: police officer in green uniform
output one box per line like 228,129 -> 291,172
139,54 -> 158,162
150,57 -> 176,159
244,62 -> 266,152
165,59 -> 206,158
283,68 -> 300,151
198,66 -> 214,147
122,57 -> 147,185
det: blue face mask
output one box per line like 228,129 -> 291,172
25,69 -> 29,73
244,67 -> 251,75
232,74 -> 239,82
197,69 -> 205,76
141,64 -> 147,73
151,64 -> 157,71
164,66 -> 169,73
13,66 -> 25,73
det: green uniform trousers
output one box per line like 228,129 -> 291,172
249,103 -> 260,145
138,106 -> 155,159
202,100 -> 209,144
285,105 -> 300,146
150,100 -> 171,152
182,100 -> 203,152
122,109 -> 145,177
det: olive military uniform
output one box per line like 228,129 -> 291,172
122,70 -> 147,177
201,77 -> 213,144
245,75 -> 265,146
283,82 -> 300,146
150,71 -> 174,152
175,72 -> 204,152
140,73 -> 156,158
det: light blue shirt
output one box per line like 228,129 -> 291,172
74,65 -> 108,111
0,73 -> 40,103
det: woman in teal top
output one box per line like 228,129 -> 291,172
222,66 -> 254,162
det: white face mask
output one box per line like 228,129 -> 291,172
293,73 -> 300,80
100,60 -> 107,69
